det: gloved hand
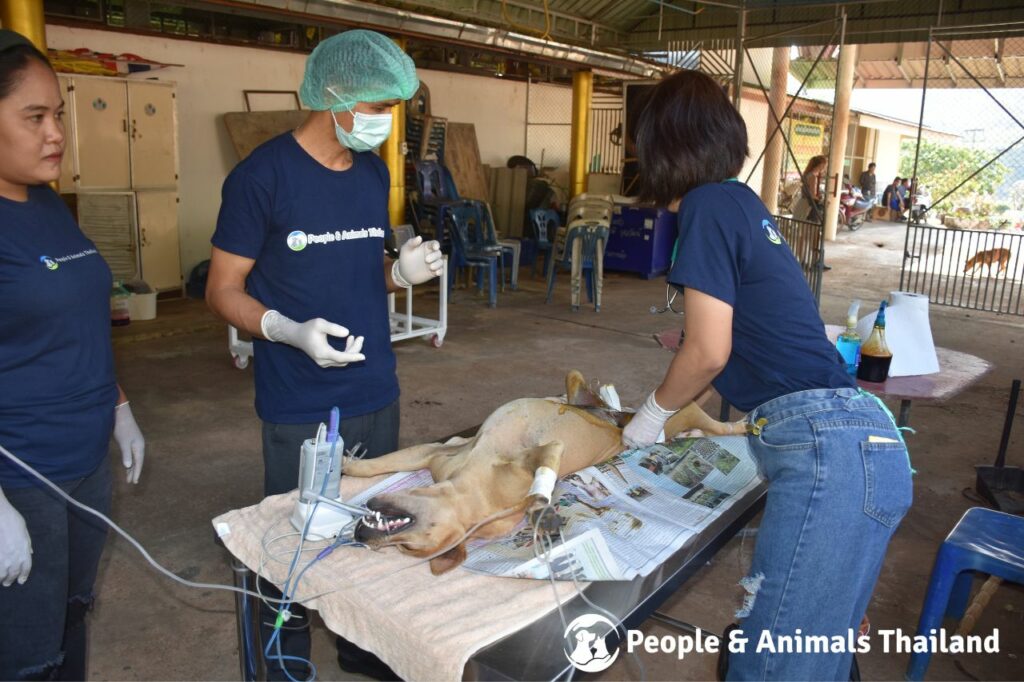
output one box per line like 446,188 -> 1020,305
0,494 -> 31,586
261,311 -> 365,368
393,236 -> 443,288
622,391 -> 676,449
114,402 -> 145,484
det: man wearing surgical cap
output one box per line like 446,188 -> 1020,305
206,29 -> 439,680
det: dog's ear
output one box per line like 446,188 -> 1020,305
429,542 -> 467,575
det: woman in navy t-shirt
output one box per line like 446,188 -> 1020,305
622,70 -> 912,680
0,30 -> 146,680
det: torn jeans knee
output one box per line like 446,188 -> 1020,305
66,592 -> 96,627
16,653 -> 64,681
735,572 -> 765,619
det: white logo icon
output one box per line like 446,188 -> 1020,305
564,613 -> 619,672
762,219 -> 782,245
287,230 -> 308,251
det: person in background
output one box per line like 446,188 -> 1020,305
205,29 -> 441,680
900,177 -> 911,212
793,154 -> 827,222
622,68 -> 912,680
882,176 -> 903,218
0,29 -> 146,680
859,161 -> 877,203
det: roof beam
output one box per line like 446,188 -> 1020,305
994,37 -> 1006,86
942,51 -> 958,88
895,42 -> 912,86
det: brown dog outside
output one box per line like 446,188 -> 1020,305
963,247 -> 1011,276
343,371 -> 744,574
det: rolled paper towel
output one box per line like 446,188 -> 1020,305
856,291 -> 939,377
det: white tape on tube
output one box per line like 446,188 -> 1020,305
528,466 -> 558,504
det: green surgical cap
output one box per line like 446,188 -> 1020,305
300,29 -> 418,112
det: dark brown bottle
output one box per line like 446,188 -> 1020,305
857,301 -> 892,383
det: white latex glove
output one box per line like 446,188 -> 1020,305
622,391 -> 676,449
261,310 -> 365,368
392,236 -> 443,288
114,402 -> 145,484
0,493 -> 31,586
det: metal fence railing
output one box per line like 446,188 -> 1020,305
589,106 -> 624,175
901,224 -> 1024,315
775,215 -> 825,306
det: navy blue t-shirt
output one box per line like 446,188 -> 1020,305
668,181 -> 853,412
212,132 -> 398,423
0,186 -> 117,487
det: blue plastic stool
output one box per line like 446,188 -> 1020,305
906,507 -> 1024,680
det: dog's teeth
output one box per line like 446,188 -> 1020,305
400,517 -> 410,524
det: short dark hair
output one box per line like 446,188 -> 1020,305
633,70 -> 748,205
868,162 -> 876,169
0,30 -> 51,101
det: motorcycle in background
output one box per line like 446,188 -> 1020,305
839,183 -> 872,231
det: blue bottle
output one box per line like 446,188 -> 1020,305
835,299 -> 862,376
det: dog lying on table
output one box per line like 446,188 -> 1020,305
345,371 -> 744,574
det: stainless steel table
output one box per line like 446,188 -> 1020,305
463,481 -> 767,680
223,431 -> 767,681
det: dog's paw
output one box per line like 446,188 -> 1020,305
528,506 -> 563,535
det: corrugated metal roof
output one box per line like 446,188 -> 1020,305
790,37 -> 1024,89
366,0 -> 1024,53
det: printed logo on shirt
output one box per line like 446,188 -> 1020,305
287,230 -> 308,251
285,227 -> 387,252
38,249 -> 98,270
762,220 -> 783,245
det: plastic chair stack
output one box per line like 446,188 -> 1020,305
546,194 -> 612,312
905,507 -> 1024,680
409,160 -> 460,247
441,200 -> 508,308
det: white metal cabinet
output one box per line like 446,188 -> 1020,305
128,82 -> 177,188
57,75 -> 77,190
72,77 -> 132,189
136,191 -> 182,291
61,75 -> 182,293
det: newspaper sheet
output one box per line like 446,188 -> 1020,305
348,435 -> 763,581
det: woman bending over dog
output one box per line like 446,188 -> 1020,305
621,70 -> 912,681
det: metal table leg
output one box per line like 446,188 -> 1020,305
231,559 -> 264,682
898,399 -> 912,428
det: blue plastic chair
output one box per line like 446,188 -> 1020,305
545,223 -> 609,312
442,201 -> 502,308
906,507 -> 1024,680
528,208 -> 559,277
412,160 -> 460,246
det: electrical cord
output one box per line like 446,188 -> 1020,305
529,503 -> 646,681
0,442 -> 313,605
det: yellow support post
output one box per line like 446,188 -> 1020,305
569,70 -> 593,200
0,0 -> 46,50
381,36 -> 409,228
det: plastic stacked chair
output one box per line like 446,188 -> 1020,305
905,507 -> 1024,680
528,208 -> 559,277
441,200 -> 506,308
409,160 -> 460,249
546,194 -> 612,312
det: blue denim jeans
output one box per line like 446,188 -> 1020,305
727,388 -> 913,681
259,400 -> 400,681
0,458 -> 111,680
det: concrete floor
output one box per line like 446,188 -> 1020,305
87,219 -> 1023,681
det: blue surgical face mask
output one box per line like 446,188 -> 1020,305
332,109 -> 393,152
